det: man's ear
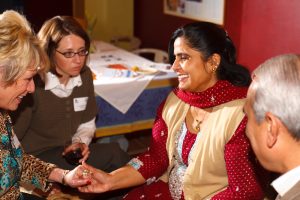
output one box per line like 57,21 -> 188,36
265,112 -> 279,148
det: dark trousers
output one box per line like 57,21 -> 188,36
36,142 -> 130,172
22,193 -> 44,200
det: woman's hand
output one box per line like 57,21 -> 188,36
78,162 -> 111,193
49,166 -> 91,188
63,165 -> 92,188
63,142 -> 90,163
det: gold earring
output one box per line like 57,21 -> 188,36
212,65 -> 217,73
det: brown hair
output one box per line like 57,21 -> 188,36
38,16 -> 90,74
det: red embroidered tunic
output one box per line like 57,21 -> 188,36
125,81 -> 264,200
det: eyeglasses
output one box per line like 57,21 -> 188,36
56,49 -> 89,58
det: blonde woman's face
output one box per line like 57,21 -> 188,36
0,68 -> 36,111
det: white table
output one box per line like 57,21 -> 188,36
88,41 -> 177,137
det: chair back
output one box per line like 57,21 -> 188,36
133,48 -> 169,63
110,35 -> 141,51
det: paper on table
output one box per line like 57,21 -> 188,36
93,74 -> 154,114
148,63 -> 173,72
92,66 -> 136,78
88,41 -> 158,113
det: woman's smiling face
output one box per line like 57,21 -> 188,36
171,37 -> 218,92
0,68 -> 37,111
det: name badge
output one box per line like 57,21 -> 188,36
73,97 -> 88,112
12,134 -> 21,148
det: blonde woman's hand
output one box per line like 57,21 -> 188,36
63,165 -> 92,188
78,162 -> 111,193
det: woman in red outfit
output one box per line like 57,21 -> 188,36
78,22 -> 265,199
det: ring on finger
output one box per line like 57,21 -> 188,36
82,169 -> 91,177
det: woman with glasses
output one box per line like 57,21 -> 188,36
11,16 -> 129,177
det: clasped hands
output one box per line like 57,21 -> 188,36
62,162 -> 110,193
60,141 -> 108,191
60,162 -> 110,193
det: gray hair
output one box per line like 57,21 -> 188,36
252,54 -> 300,140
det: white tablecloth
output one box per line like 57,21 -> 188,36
88,41 -> 175,114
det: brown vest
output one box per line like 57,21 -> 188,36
12,67 -> 97,155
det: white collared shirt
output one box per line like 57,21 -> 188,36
271,165 -> 300,197
44,72 -> 96,145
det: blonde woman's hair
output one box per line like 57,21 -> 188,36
0,10 -> 49,86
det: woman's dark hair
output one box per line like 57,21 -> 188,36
38,16 -> 90,75
168,22 -> 251,86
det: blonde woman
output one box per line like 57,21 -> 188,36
0,10 -> 89,200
